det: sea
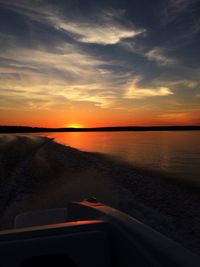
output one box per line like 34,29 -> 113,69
29,131 -> 200,184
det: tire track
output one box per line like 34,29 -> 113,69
0,136 -> 54,216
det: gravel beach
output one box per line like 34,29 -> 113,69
0,135 -> 200,256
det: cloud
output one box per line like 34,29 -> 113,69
153,78 -> 198,89
48,10 -> 145,45
0,0 -> 199,120
167,0 -> 199,14
0,39 -> 127,109
162,0 -> 199,27
145,48 -> 175,66
124,77 -> 173,99
119,40 -> 145,54
1,1 -> 139,111
157,111 -> 200,124
120,43 -> 176,67
168,0 -> 191,13
0,1 -> 145,45
58,22 -> 142,45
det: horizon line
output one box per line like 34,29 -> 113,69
0,125 -> 200,133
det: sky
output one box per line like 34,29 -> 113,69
0,0 -> 200,127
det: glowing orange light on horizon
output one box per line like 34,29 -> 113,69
66,123 -> 83,128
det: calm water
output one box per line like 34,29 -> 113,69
31,131 -> 200,182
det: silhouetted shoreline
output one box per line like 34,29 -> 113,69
0,125 -> 200,133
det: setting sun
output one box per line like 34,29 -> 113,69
66,123 -> 83,128
0,0 -> 200,129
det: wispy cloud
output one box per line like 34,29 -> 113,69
0,0 -> 142,110
153,79 -> 198,89
162,0 -> 199,28
0,0 -> 199,126
168,0 -> 192,13
0,39 -> 127,109
0,0 -> 147,110
119,40 -> 145,54
145,48 -> 175,66
49,10 -> 145,45
59,22 -> 143,45
0,1 -> 145,45
124,77 -> 173,99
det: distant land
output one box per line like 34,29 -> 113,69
0,125 -> 200,133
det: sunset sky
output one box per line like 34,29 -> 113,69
0,0 -> 200,127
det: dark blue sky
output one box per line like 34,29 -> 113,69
0,0 -> 200,126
